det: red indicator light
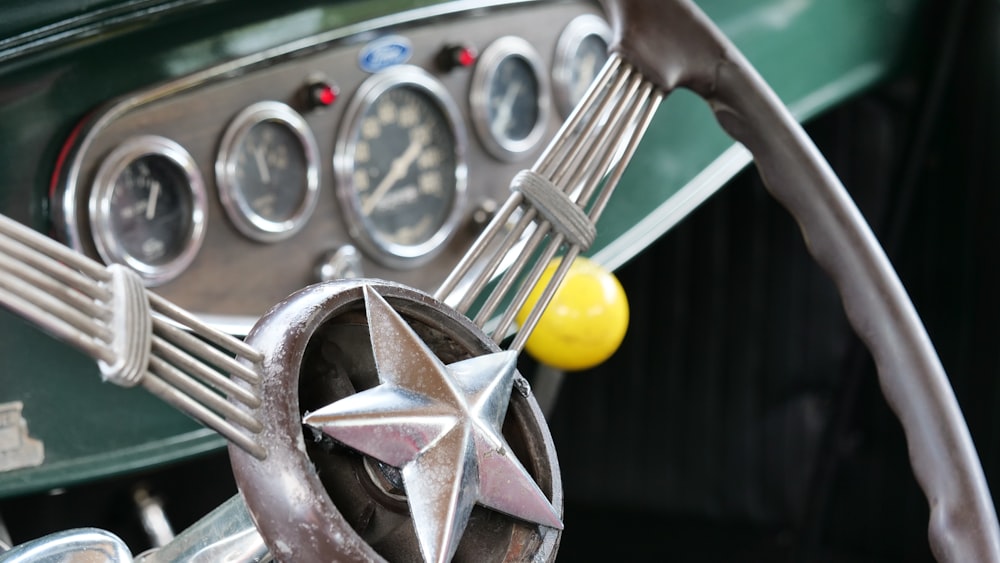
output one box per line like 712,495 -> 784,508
436,44 -> 478,72
457,47 -> 476,67
308,82 -> 338,108
317,85 -> 336,105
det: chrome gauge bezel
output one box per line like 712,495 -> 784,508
470,35 -> 551,162
216,101 -> 320,243
553,13 -> 612,118
334,65 -> 468,268
89,135 -> 207,286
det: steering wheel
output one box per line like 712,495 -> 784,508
0,0 -> 997,562
591,1 -> 999,561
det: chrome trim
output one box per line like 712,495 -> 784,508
552,13 -> 612,117
88,135 -> 207,287
0,528 -> 132,563
470,35 -> 552,161
215,101 -> 321,243
333,65 -> 468,267
53,0 -> 541,255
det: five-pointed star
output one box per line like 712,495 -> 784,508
303,285 -> 562,563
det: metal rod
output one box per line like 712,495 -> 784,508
0,268 -> 111,342
0,215 -> 111,282
141,372 -> 266,460
495,235 -> 568,343
509,245 -> 581,352
0,234 -> 110,302
456,206 -> 539,314
474,219 -> 551,327
148,356 -> 262,433
151,336 -> 261,408
0,286 -> 115,364
436,192 -> 526,302
153,317 -> 260,385
149,292 -> 262,363
0,253 -> 108,320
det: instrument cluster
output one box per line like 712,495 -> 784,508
51,1 -> 610,329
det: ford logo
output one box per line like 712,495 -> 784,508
359,35 -> 413,73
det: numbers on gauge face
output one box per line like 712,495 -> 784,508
336,67 -> 467,266
234,123 -> 301,220
553,14 -> 612,117
90,136 -> 206,286
355,87 -> 456,246
217,101 -> 320,242
471,36 -> 550,161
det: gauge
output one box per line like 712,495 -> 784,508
89,136 -> 207,286
470,36 -> 551,161
216,101 -> 320,242
334,65 -> 467,267
553,14 -> 612,117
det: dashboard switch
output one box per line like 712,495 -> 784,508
436,44 -> 477,72
316,245 -> 364,282
307,80 -> 339,109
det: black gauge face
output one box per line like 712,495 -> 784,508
566,34 -> 609,107
471,36 -> 550,161
218,101 -> 320,242
109,155 -> 195,266
91,135 -> 206,285
352,86 -> 459,250
488,56 -> 540,142
233,121 -> 307,222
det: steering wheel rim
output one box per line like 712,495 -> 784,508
597,0 -> 1000,560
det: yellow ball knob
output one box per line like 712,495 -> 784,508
516,256 -> 628,371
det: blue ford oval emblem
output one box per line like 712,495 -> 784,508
359,35 -> 413,73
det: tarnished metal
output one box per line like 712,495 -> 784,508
228,279 -> 562,563
304,286 -> 561,563
0,528 -> 132,563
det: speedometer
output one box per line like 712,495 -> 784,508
334,66 -> 467,267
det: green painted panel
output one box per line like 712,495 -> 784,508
0,0 -> 926,496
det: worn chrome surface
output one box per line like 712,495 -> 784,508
228,279 -> 561,562
436,54 -> 662,350
0,214 -> 266,459
134,495 -> 269,563
0,528 -> 132,563
304,286 -> 561,563
216,101 -> 321,242
89,135 -> 207,287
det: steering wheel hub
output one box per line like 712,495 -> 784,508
228,280 -> 562,562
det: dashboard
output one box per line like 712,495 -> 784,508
50,1 -> 610,329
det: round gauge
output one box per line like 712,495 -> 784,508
553,14 -> 613,117
216,101 -> 320,242
471,36 -> 551,161
334,65 -> 467,267
89,136 -> 207,286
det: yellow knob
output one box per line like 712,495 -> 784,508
516,257 -> 628,371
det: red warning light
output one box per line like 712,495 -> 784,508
309,82 -> 338,108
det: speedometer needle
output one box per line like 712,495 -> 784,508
362,136 -> 424,215
145,180 -> 160,220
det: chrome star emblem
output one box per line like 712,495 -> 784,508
303,285 -> 563,563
